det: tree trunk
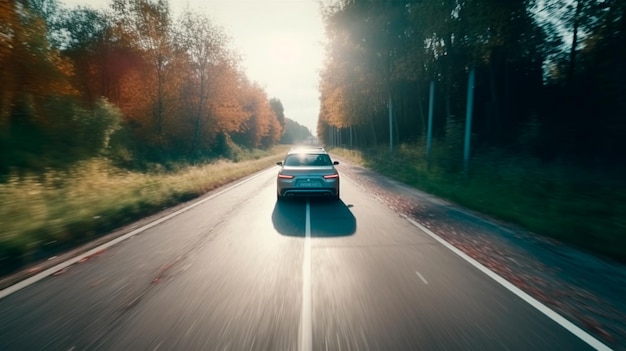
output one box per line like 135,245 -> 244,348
568,0 -> 583,83
489,62 -> 502,142
416,80 -> 426,136
369,113 -> 377,146
190,73 -> 206,155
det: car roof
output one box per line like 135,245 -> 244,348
287,146 -> 327,155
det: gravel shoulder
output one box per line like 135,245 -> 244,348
335,155 -> 626,350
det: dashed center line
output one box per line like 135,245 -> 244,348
416,271 -> 429,285
299,200 -> 312,351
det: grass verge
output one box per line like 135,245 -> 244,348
331,144 -> 626,262
0,145 -> 289,276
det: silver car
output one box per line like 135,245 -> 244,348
276,148 -> 340,200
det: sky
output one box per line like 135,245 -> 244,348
60,0 -> 327,133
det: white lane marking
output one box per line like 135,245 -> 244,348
0,167 -> 278,300
416,271 -> 429,285
299,200 -> 313,351
401,214 -> 612,351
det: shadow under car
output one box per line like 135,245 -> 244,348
272,198 -> 356,237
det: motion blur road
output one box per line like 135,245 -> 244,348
0,165 -> 606,350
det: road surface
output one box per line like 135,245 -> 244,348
0,165 -> 606,350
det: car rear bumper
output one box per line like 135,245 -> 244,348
279,188 -> 338,197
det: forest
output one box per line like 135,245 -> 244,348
318,0 -> 625,163
0,0 -> 313,172
318,0 -> 626,260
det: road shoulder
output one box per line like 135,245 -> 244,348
332,154 -> 626,349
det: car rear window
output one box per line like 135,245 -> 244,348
284,153 -> 332,166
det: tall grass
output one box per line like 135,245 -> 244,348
0,146 -> 288,275
332,143 -> 626,262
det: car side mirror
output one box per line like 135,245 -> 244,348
333,161 -> 339,165
276,161 -> 283,166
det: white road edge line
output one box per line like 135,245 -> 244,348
400,214 -> 612,351
299,200 -> 313,351
0,167 -> 278,300
416,271 -> 429,285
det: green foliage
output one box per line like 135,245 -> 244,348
319,0 -> 624,164
1,96 -> 122,171
333,144 -> 626,262
216,133 -> 246,162
49,97 -> 122,155
320,0 -> 626,266
270,98 -> 286,130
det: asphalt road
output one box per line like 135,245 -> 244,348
0,166 -> 607,350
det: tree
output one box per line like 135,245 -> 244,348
232,82 -> 281,149
111,0 -> 172,135
534,0 -> 626,162
270,98 -> 286,131
320,0 -> 549,150
0,1 -> 130,170
2,0 -> 286,169
173,10 -> 235,155
52,6 -> 118,103
0,0 -> 75,123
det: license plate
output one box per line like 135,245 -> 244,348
298,182 -> 320,187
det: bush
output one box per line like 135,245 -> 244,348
0,95 -> 122,172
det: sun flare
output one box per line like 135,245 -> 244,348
268,34 -> 304,65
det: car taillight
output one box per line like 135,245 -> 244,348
323,174 -> 339,179
278,174 -> 294,179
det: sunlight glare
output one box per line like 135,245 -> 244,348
58,0 -> 326,132
269,34 -> 304,65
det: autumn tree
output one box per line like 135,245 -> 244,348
111,0 -> 172,137
2,0 -> 285,169
1,0 -> 123,170
171,11 -> 254,156
0,0 -> 75,121
48,6 -> 118,104
319,0 -> 392,146
232,82 -> 281,149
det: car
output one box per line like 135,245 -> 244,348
276,147 -> 340,200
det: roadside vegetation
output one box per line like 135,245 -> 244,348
318,1 -> 625,263
0,146 -> 289,276
0,1 -> 316,276
332,145 -> 626,263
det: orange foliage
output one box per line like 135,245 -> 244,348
0,1 -> 75,124
234,82 -> 281,148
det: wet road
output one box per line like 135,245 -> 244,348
0,166 -> 606,350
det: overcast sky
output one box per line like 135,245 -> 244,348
60,0 -> 326,133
